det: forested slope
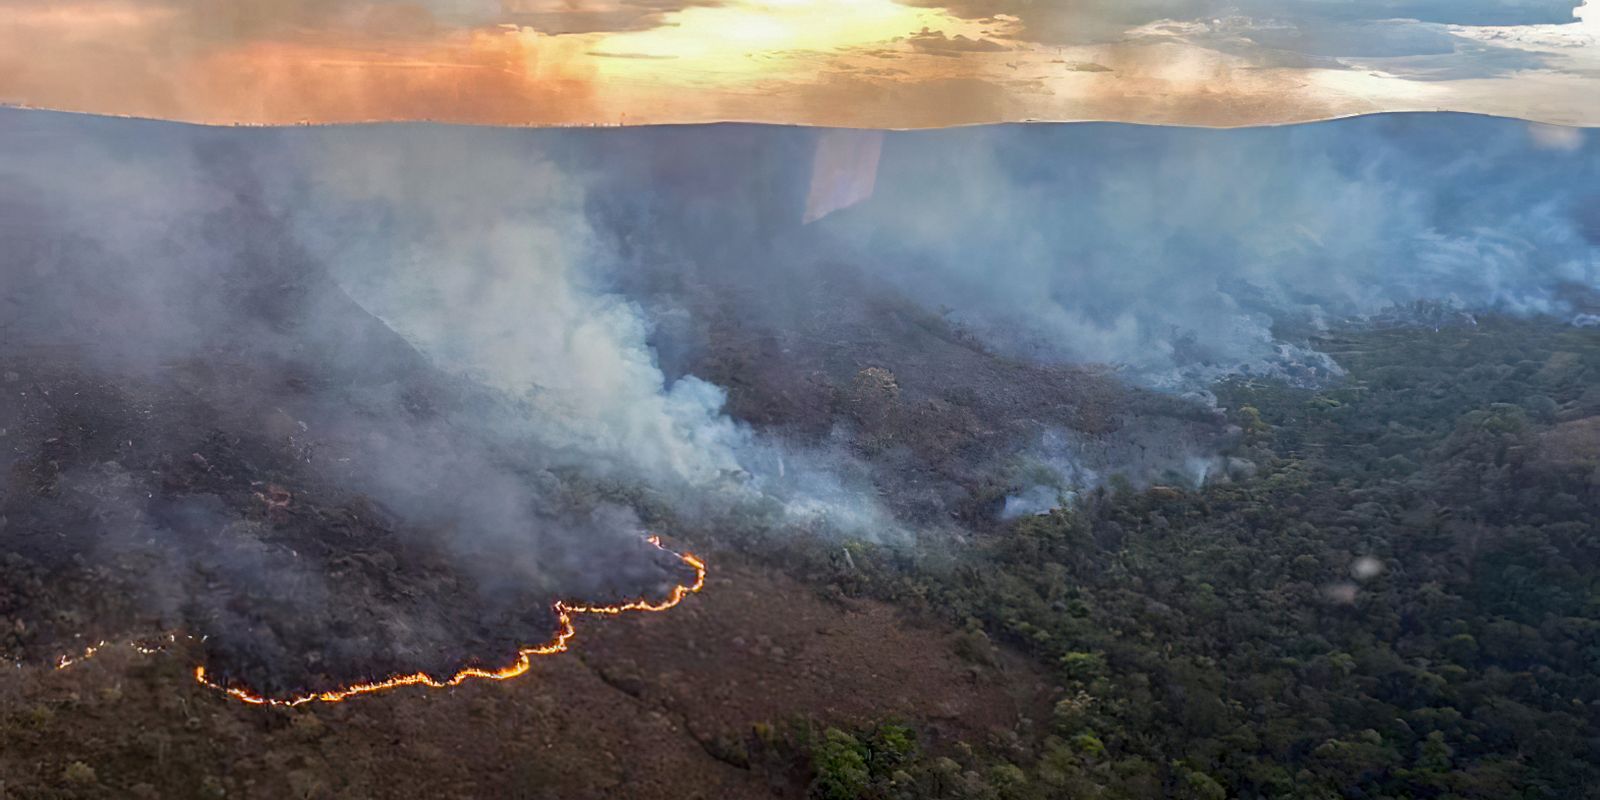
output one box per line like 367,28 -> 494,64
771,316 -> 1600,799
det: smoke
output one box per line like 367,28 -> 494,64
278,127 -> 751,492
0,110 -> 893,692
3,111 -> 895,534
805,114 -> 1599,389
541,115 -> 1595,397
272,125 -> 899,537
4,108 -> 1595,685
549,113 -> 1596,514
998,420 -> 1253,519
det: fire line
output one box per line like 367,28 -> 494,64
49,536 -> 706,707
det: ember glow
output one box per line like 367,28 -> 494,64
50,536 -> 706,707
193,536 -> 706,706
53,634 -> 182,671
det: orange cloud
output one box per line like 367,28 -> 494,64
0,0 -> 1594,127
0,5 -> 604,124
188,29 -> 602,125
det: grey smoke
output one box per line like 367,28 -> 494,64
548,114 -> 1596,516
805,115 -> 1597,389
269,125 -> 899,538
532,115 -> 1595,397
1,110 -> 898,550
4,109 -> 1595,657
0,110 -> 899,688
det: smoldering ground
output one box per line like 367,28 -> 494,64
2,109 -> 1594,694
0,117 -> 711,693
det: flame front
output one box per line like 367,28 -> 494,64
191,535 -> 706,706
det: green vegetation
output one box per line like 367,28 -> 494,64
778,318 -> 1600,798
808,724 -> 921,799
5,316 -> 1594,799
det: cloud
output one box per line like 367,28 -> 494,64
501,0 -> 722,34
0,10 -> 609,124
0,0 -> 1595,126
1222,19 -> 1458,59
906,28 -> 1009,57
913,0 -> 1582,45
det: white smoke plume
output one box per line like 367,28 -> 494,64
276,127 -> 900,538
1,111 -> 902,558
807,115 -> 1599,389
285,129 -> 751,491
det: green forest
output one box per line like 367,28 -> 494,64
744,316 -> 1600,799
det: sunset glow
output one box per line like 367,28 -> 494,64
0,1 -> 1594,127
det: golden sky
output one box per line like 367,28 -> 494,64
2,0 -> 1596,127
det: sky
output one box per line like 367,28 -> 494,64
0,0 -> 1595,127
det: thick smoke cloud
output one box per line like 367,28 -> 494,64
4,109 -> 1594,685
809,115 -> 1598,390
3,112 -> 891,536
267,126 -> 897,537
0,110 -> 892,691
279,128 -> 750,492
534,115 -> 1587,396
540,116 -> 1595,399
549,115 -> 1596,511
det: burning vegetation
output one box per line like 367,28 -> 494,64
44,537 -> 704,706
192,536 -> 706,706
2,109 -> 1598,799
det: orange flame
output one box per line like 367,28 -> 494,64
53,633 -> 183,670
192,535 -> 706,706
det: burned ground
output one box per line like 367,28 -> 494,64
0,114 -> 1210,798
592,143 -> 1236,529
0,141 -> 700,696
665,265 -> 1233,528
5,110 -> 1596,799
0,345 -> 697,698
1,555 -> 1046,800
1,109 -> 1232,700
